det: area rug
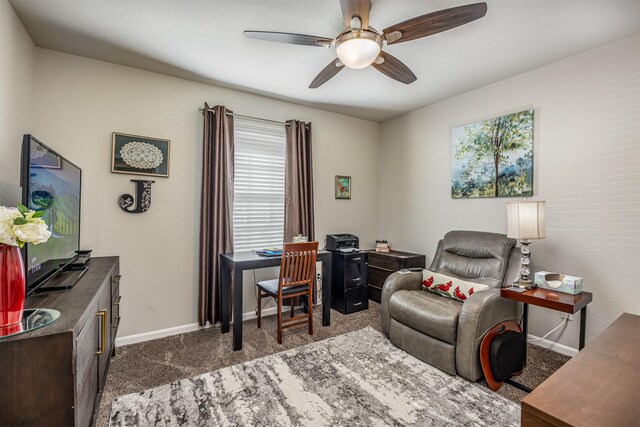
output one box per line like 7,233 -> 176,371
109,327 -> 519,426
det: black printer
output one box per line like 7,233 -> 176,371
325,233 -> 359,252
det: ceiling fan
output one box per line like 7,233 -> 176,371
244,0 -> 487,88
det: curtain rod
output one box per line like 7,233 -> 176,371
199,107 -> 309,128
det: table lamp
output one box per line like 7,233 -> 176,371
506,200 -> 546,289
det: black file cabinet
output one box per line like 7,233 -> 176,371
331,251 -> 369,314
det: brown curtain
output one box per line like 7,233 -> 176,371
198,103 -> 234,326
284,120 -> 315,243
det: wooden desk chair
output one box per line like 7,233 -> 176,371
256,241 -> 318,344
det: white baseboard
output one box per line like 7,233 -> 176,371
115,306 -> 284,347
118,316 -> 578,357
527,334 -> 578,357
115,322 -> 214,346
242,306 -> 279,321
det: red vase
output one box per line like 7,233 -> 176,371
0,321 -> 23,337
0,244 -> 26,327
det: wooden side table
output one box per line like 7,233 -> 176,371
500,287 -> 593,392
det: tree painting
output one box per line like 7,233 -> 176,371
451,109 -> 534,198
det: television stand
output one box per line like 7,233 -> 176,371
34,265 -> 88,292
0,257 -> 120,427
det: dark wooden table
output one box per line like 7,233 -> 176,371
521,313 -> 640,427
220,251 -> 332,351
500,287 -> 593,392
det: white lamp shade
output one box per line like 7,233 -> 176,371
336,37 -> 381,69
507,201 -> 546,240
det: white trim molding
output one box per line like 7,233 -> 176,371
115,322 -> 213,346
115,306 -> 280,347
528,335 -> 578,357
118,313 -> 580,357
117,311 -> 580,359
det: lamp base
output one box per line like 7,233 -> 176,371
514,239 -> 537,290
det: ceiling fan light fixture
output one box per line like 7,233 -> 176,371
246,1 -> 488,88
335,30 -> 382,69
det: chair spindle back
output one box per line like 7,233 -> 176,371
278,242 -> 319,293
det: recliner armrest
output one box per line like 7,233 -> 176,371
381,272 -> 422,336
455,288 -> 519,381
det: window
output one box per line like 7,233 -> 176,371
232,117 -> 286,251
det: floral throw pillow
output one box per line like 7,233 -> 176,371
421,270 -> 489,302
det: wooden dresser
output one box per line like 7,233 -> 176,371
521,313 -> 640,427
0,257 -> 120,427
365,250 -> 425,302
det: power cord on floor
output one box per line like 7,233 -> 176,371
527,318 -> 567,343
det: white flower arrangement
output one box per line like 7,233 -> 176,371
0,205 -> 52,248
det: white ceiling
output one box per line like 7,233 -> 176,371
10,0 -> 640,121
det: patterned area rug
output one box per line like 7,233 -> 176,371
110,327 -> 519,426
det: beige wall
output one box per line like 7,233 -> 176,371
3,1 -> 637,350
0,0 -> 35,206
30,49 -> 380,337
378,34 -> 640,350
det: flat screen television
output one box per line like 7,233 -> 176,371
20,135 -> 82,294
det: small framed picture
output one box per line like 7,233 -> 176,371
112,132 -> 170,178
335,175 -> 351,199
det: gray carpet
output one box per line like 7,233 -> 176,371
96,302 -> 570,427
110,327 -> 519,426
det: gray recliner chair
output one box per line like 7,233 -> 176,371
381,230 -> 521,381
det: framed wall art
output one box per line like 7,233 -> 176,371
112,132 -> 170,178
335,175 -> 351,199
451,108 -> 533,199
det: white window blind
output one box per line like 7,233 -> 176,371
233,117 -> 286,252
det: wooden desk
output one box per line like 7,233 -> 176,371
521,313 -> 640,427
219,251 -> 332,351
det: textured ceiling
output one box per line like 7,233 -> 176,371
10,0 -> 640,121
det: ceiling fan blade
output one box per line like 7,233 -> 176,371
383,2 -> 487,45
309,60 -> 345,88
244,31 -> 332,47
339,0 -> 371,29
371,51 -> 417,84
